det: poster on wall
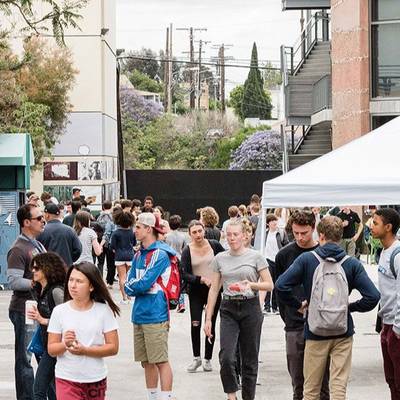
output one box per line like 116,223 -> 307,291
43,162 -> 77,181
43,185 -> 73,202
103,182 -> 120,202
80,186 -> 102,205
78,161 -> 103,181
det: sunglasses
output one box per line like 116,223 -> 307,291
30,215 -> 44,222
31,265 -> 40,271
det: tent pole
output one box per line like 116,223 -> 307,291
260,207 -> 267,257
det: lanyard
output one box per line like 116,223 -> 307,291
21,234 -> 46,254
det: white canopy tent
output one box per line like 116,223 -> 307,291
262,116 -> 400,208
256,116 -> 400,252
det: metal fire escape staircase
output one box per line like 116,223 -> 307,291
280,11 -> 333,171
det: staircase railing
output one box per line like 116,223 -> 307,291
281,124 -> 310,172
281,11 -> 330,83
312,74 -> 332,114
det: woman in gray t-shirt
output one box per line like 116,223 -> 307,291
204,219 -> 273,400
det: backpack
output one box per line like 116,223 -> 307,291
143,250 -> 181,310
307,251 -> 350,337
97,213 -> 113,230
389,246 -> 400,279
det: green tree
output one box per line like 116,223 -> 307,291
228,85 -> 244,120
209,126 -> 257,168
0,0 -> 88,45
0,37 -> 77,166
264,61 -> 282,90
122,48 -> 160,79
241,42 -> 272,119
129,69 -> 163,93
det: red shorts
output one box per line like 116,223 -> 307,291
56,377 -> 107,400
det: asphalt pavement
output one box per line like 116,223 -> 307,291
0,261 -> 388,399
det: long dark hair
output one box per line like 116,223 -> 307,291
73,210 -> 91,236
65,262 -> 120,317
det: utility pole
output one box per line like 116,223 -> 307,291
212,44 -> 233,113
164,27 -> 169,111
196,39 -> 210,109
177,27 -> 207,109
189,28 -> 195,109
220,46 -> 225,113
167,23 -> 173,113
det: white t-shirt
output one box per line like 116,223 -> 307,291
264,231 -> 280,262
48,301 -> 119,383
75,227 -> 97,264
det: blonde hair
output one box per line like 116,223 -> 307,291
226,219 -> 247,234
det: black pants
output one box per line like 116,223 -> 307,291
265,259 -> 277,310
104,246 -> 116,285
219,297 -> 263,400
188,284 -> 221,360
286,330 -> 330,400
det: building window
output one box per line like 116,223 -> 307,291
372,114 -> 398,129
371,0 -> 400,98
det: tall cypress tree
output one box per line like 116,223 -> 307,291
241,42 -> 272,119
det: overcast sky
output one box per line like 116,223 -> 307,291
116,0 -> 301,92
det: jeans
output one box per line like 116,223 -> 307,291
381,324 -> 400,399
9,310 -> 35,400
219,297 -> 263,400
286,330 -> 330,400
34,349 -> 57,400
189,285 -> 220,359
265,259 -> 278,310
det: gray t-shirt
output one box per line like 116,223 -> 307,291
165,230 -> 189,259
211,248 -> 267,297
75,227 -> 97,264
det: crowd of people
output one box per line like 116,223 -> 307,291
5,189 -> 400,400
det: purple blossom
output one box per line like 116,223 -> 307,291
229,130 -> 282,170
120,86 -> 163,126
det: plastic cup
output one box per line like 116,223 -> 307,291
25,300 -> 37,325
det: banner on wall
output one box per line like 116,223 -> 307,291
43,162 -> 78,180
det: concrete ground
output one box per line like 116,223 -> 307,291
0,261 -> 389,399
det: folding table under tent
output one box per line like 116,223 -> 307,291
257,116 -> 400,252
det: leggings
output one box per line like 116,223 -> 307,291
188,284 -> 221,360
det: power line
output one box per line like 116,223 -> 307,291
118,55 -> 280,71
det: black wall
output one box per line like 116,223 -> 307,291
126,169 -> 281,225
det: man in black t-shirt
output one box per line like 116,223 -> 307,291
337,206 -> 363,257
275,209 -> 329,400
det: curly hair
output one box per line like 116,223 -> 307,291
30,252 -> 66,286
201,206 -> 219,227
287,209 -> 316,228
113,208 -> 135,228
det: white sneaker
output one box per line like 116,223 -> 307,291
203,359 -> 212,372
187,358 -> 202,373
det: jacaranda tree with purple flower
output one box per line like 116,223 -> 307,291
229,130 -> 282,170
120,86 -> 163,127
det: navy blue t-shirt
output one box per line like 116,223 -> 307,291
110,228 -> 136,262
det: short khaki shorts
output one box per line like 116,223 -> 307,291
134,321 -> 169,364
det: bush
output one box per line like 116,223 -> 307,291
229,130 -> 282,170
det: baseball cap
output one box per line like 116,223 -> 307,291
72,187 -> 81,193
137,212 -> 165,234
44,203 -> 60,216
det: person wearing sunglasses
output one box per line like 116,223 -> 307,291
7,204 -> 46,400
28,252 -> 66,400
